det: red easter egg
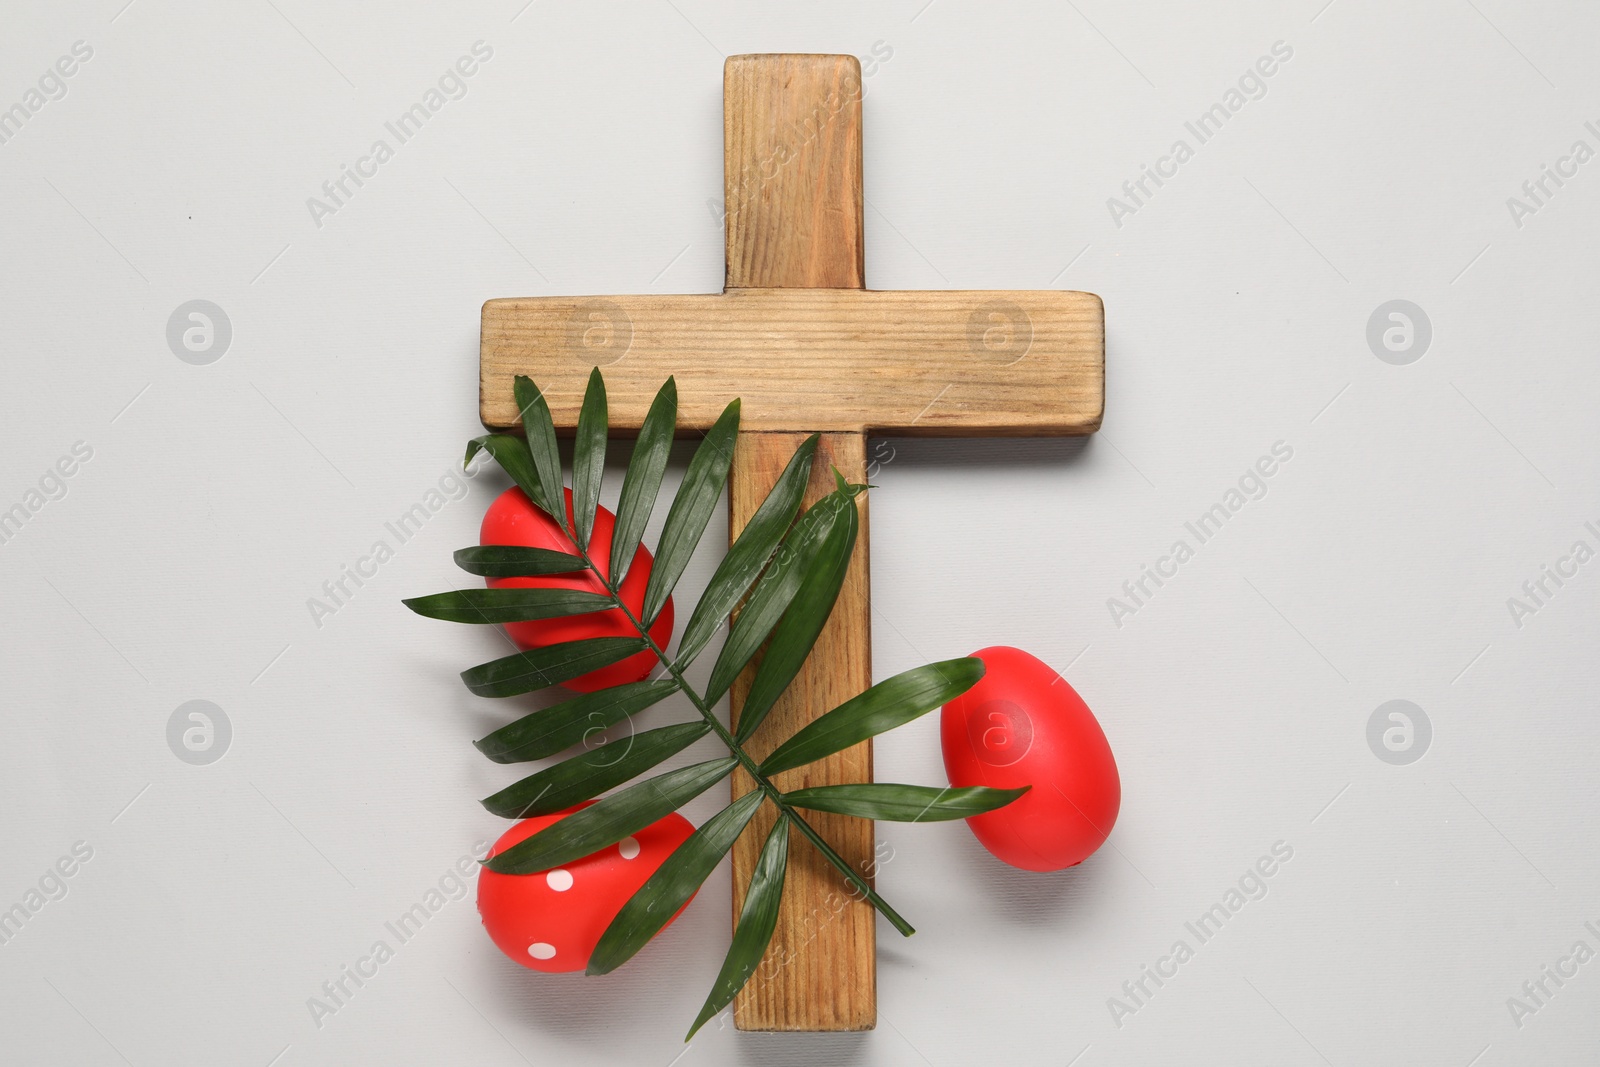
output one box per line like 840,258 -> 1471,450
940,646 -> 1120,872
480,486 -> 672,692
477,804 -> 696,973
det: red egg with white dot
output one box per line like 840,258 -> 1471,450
477,804 -> 696,972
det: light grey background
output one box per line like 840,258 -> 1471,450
3,1 -> 1596,1064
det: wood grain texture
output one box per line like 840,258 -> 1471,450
724,54 -> 864,289
728,431 -> 876,1031
479,288 -> 1105,435
722,54 -> 876,1033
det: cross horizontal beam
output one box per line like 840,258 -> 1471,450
479,287 -> 1103,436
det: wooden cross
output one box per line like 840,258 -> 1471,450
479,53 -> 1103,1031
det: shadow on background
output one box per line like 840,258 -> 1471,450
868,434 -> 1093,475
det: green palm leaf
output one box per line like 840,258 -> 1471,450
686,814 -> 790,1040
465,434 -> 546,513
760,658 -> 984,776
571,367 -> 608,550
461,636 -> 646,698
641,399 -> 741,626
587,790 -> 766,975
402,587 -> 612,624
481,722 -> 711,818
675,433 -> 818,669
610,378 -> 677,588
483,757 -> 736,874
453,545 -> 586,578
513,375 -> 567,531
783,783 -> 1027,821
474,679 -> 680,764
409,372 -> 1016,1033
703,483 -> 860,706
733,482 -> 859,743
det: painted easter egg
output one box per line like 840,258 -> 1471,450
477,804 -> 696,973
940,645 -> 1120,872
480,485 -> 672,692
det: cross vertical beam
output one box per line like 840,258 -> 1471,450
723,54 -> 877,1032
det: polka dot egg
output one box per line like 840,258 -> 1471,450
477,803 -> 696,973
